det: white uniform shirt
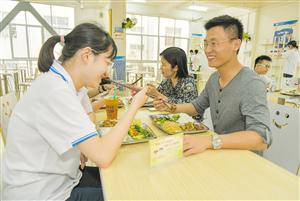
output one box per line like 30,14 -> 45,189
282,49 -> 300,75
3,60 -> 97,200
78,87 -> 93,114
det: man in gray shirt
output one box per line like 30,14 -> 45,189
153,15 -> 272,156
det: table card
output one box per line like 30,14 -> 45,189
149,133 -> 183,166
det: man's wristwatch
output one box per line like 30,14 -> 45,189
211,134 -> 222,150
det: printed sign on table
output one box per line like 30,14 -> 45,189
149,133 -> 183,166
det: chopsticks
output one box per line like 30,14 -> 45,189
108,79 -> 140,91
108,78 -> 172,110
130,76 -> 143,85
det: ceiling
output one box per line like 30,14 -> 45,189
127,0 -> 296,11
23,0 -> 296,10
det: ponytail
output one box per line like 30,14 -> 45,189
38,23 -> 117,73
38,36 -> 60,72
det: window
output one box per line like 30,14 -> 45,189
126,14 -> 189,84
0,0 -> 74,67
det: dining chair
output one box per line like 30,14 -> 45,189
0,92 -> 18,145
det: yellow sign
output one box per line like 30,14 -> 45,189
149,133 -> 183,166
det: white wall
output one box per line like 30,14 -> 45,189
254,1 -> 300,78
189,7 -> 255,70
74,4 -> 126,56
74,7 -> 108,31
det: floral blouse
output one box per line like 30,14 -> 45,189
157,77 -> 201,120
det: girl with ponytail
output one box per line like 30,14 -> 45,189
3,23 -> 148,201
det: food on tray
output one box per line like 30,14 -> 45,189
161,121 -> 182,134
153,114 -> 180,124
150,113 -> 208,134
99,119 -> 153,140
101,119 -> 118,127
180,122 -> 206,131
128,120 -> 152,140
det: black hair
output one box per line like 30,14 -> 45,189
38,23 -> 117,72
189,49 -> 194,53
254,55 -> 272,68
287,40 -> 298,49
204,15 -> 243,54
194,49 -> 199,54
160,47 -> 189,78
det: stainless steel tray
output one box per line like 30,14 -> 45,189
149,114 -> 209,135
280,90 -> 300,96
96,121 -> 156,144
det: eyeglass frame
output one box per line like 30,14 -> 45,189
203,38 -> 239,49
90,47 -> 114,68
257,63 -> 271,69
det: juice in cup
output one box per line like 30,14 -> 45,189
105,97 -> 119,120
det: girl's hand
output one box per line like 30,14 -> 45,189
130,87 -> 148,109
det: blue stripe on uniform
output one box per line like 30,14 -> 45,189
50,66 -> 68,82
71,131 -> 98,147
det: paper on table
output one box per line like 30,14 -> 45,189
149,133 -> 183,166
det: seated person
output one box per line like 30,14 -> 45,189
87,74 -> 115,113
153,15 -> 271,157
254,55 -> 272,89
146,47 -> 198,103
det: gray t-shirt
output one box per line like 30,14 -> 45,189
192,67 -> 272,146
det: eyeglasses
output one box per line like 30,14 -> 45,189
90,47 -> 114,68
203,38 -> 238,49
258,63 -> 271,68
107,61 -> 114,68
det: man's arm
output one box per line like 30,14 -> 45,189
183,130 -> 267,156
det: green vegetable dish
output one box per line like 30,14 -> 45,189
153,114 -> 180,124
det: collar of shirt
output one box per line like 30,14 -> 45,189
50,60 -> 79,96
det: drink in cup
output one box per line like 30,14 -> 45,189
105,97 -> 119,120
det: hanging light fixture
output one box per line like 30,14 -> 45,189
80,0 -> 84,9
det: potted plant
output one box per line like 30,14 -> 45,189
122,17 -> 137,29
243,32 -> 251,42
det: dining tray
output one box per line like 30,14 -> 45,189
280,90 -> 300,96
149,113 -> 209,135
96,121 -> 157,144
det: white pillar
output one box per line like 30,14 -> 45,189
110,1 -> 126,57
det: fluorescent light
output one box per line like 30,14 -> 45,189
130,0 -> 146,3
188,5 -> 208,12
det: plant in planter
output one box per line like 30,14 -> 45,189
122,17 -> 137,29
243,32 -> 251,42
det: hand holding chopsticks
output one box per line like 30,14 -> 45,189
108,78 -> 173,110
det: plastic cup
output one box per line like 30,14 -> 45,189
105,98 -> 119,120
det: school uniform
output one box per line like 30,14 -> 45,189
281,49 -> 300,88
3,60 -> 99,200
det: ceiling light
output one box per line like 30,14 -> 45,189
188,5 -> 208,12
80,0 -> 84,9
130,0 -> 146,3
